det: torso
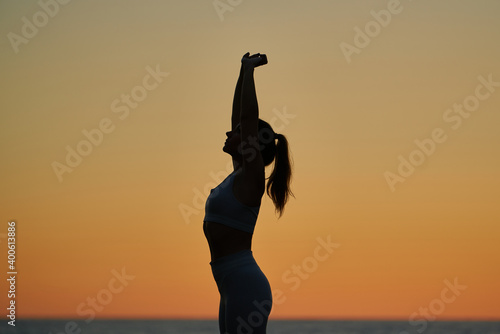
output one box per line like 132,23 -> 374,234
203,221 -> 252,261
203,169 -> 264,262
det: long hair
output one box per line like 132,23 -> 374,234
258,119 -> 294,218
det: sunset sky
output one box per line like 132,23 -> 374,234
1,0 -> 499,321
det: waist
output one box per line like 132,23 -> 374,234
204,221 -> 252,261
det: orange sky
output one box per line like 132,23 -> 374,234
1,0 -> 499,321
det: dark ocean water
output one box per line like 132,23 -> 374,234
2,319 -> 500,334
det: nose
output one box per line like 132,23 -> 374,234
226,130 -> 232,137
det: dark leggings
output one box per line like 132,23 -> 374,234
210,250 -> 272,334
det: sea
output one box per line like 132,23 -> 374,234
2,319 -> 500,334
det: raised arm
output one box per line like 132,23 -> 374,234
232,53 -> 263,130
238,53 -> 267,187
231,62 -> 245,131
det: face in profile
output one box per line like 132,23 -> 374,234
223,124 -> 242,157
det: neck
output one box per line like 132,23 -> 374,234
231,156 -> 243,170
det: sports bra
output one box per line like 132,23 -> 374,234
204,171 -> 260,234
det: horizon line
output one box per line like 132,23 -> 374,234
16,316 -> 500,322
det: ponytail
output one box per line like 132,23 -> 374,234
266,133 -> 294,218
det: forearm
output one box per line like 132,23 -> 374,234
240,67 -> 259,122
231,64 -> 245,129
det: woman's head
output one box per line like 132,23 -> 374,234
223,119 -> 275,162
223,119 -> 277,164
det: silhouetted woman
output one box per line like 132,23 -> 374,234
203,52 -> 293,334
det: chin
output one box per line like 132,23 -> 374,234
223,147 -> 237,157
